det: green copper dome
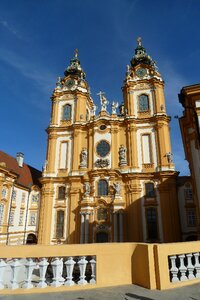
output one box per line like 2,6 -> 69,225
64,49 -> 86,79
131,37 -> 156,68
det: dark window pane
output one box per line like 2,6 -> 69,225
98,180 -> 108,196
145,183 -> 155,197
147,207 -> 158,240
58,186 -> 66,199
56,210 -> 64,239
139,94 -> 149,112
63,104 -> 71,120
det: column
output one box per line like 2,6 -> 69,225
85,213 -> 89,243
119,211 -> 124,242
113,212 -> 118,242
80,213 -> 85,244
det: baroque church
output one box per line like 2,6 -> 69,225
38,38 -> 182,245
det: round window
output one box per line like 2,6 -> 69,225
96,140 -> 110,157
99,124 -> 107,130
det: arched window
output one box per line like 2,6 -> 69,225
139,94 -> 149,112
145,182 -> 155,198
62,104 -> 71,121
98,179 -> 108,196
58,186 -> 66,199
56,210 -> 65,239
146,207 -> 158,240
0,203 -> 4,225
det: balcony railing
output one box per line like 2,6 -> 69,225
0,256 -> 96,290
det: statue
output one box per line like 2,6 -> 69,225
83,182 -> 90,197
43,160 -> 48,172
166,152 -> 173,163
91,104 -> 97,116
137,37 -> 142,46
111,101 -> 118,115
56,76 -> 62,89
119,145 -> 127,166
80,148 -> 88,168
113,182 -> 121,196
97,91 -> 109,112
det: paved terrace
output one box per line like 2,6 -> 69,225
1,284 -> 200,300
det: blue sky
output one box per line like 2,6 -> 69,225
0,0 -> 199,175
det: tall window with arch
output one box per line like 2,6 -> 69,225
146,207 -> 158,240
98,179 -> 108,196
62,104 -> 71,121
145,182 -> 155,198
0,203 -> 4,225
56,210 -> 65,239
138,94 -> 149,112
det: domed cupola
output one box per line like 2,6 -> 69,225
64,49 -> 86,79
131,37 -> 156,68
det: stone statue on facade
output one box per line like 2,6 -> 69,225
56,76 -> 62,89
80,148 -> 88,168
113,182 -> 121,196
91,104 -> 97,116
119,145 -> 127,166
166,152 -> 173,163
83,182 -> 90,197
97,91 -> 109,112
42,160 -> 48,172
111,101 -> 118,115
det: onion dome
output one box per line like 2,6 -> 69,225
131,37 -> 156,68
64,49 -> 86,79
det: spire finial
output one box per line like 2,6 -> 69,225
137,37 -> 142,46
74,48 -> 78,58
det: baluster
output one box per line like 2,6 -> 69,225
178,254 -> 187,281
0,259 -> 7,289
22,258 -> 36,289
51,257 -> 64,287
169,255 -> 179,282
10,258 -> 21,289
89,256 -> 96,284
78,256 -> 88,285
37,257 -> 49,288
64,257 -> 76,286
193,252 -> 200,278
186,253 -> 195,280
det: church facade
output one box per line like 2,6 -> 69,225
38,39 -> 181,245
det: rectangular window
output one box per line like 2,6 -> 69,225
56,210 -> 65,239
9,210 -> 15,226
29,212 -> 37,226
142,135 -> 151,164
21,192 -> 26,203
58,186 -> 66,200
146,207 -> 158,240
12,190 -> 17,202
19,210 -> 24,226
185,189 -> 193,201
187,210 -> 196,227
59,142 -> 68,169
145,183 -> 155,198
32,194 -> 39,203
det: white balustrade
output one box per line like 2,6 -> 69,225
186,253 -> 195,280
0,255 -> 96,290
89,257 -> 96,284
64,257 -> 76,286
0,259 -> 7,289
78,256 -> 88,285
178,254 -> 187,281
194,252 -> 200,278
22,258 -> 36,289
37,258 -> 49,288
51,257 -> 64,287
10,258 -> 21,289
169,255 -> 179,283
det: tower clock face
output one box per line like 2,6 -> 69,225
65,79 -> 75,88
135,68 -> 147,78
